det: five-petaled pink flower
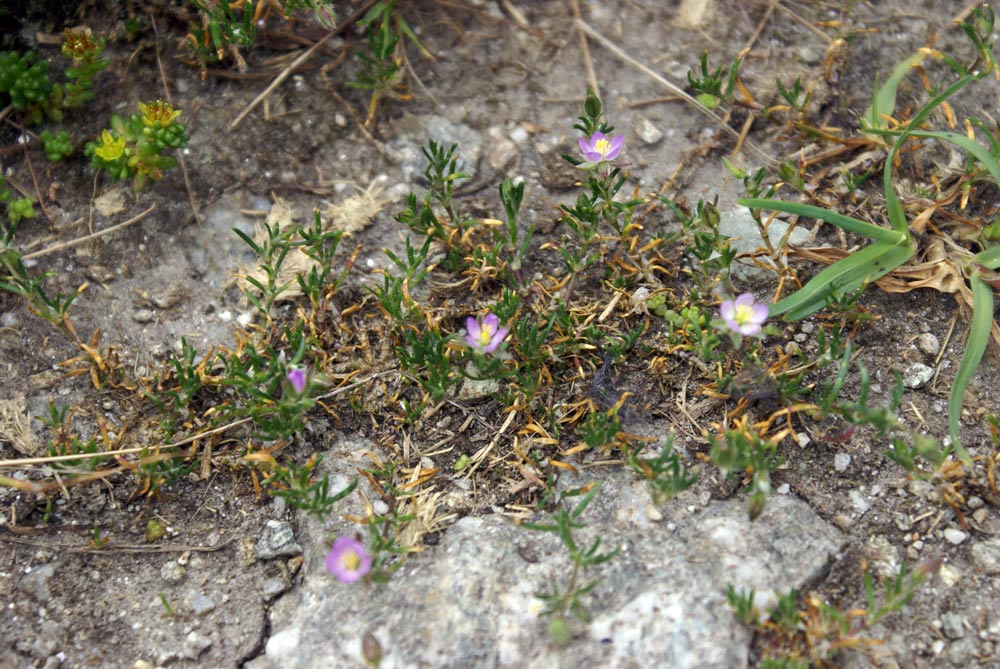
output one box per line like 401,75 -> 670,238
578,131 -> 624,163
286,367 -> 307,394
326,537 -> 372,583
465,312 -> 509,354
720,293 -> 769,336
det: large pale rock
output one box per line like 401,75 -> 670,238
251,433 -> 844,669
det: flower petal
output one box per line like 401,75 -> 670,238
720,300 -> 736,321
751,303 -> 769,324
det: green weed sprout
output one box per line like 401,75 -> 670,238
0,29 -> 108,125
187,0 -> 337,70
351,0 -> 432,127
559,89 -> 643,303
0,192 -> 85,341
626,434 -> 697,504
523,482 -> 620,646
0,51 -> 52,120
55,29 -> 109,115
85,100 -> 190,191
727,559 -> 937,667
687,50 -> 743,110
740,6 -> 1000,464
40,130 -> 73,162
0,175 -> 36,227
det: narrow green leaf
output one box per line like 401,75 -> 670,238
739,198 -> 907,243
907,129 -> 1000,188
861,52 -> 928,136
948,272 -> 991,466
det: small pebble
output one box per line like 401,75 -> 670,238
971,539 -> 1000,573
941,612 -> 966,640
190,592 -> 215,615
160,561 -> 184,584
833,452 -> 851,472
967,496 -> 985,510
902,363 -> 934,389
944,528 -> 968,545
849,488 -> 869,514
256,520 -> 302,560
180,630 -> 212,660
132,309 -> 155,324
939,563 -> 962,588
916,332 -> 941,357
636,115 -> 664,145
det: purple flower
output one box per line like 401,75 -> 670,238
286,367 -> 307,394
464,312 -> 509,354
720,293 -> 769,336
326,537 -> 372,583
578,131 -> 624,163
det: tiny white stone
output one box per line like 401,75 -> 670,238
834,453 -> 851,472
266,628 -> 301,659
944,528 -> 968,545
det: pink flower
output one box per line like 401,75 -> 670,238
578,131 -> 624,163
326,537 -> 371,583
286,367 -> 307,394
720,293 -> 769,336
464,312 -> 509,354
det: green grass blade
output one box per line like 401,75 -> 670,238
906,129 -> 1000,187
879,72 -> 978,233
974,245 -> 1000,269
739,198 -> 907,243
948,273 -> 992,466
772,240 -> 914,319
861,51 -> 928,135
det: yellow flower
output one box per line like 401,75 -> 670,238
138,100 -> 182,128
94,130 -> 125,161
61,29 -> 101,61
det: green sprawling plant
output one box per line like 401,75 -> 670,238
186,0 -> 337,70
85,99 -> 190,191
0,28 -> 108,126
740,5 -> 1000,464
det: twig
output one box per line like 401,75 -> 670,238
0,533 -> 233,554
0,370 -> 397,470
574,18 -> 777,169
765,0 -> 833,44
743,3 -> 775,54
22,148 -> 50,221
229,0 -> 379,130
22,204 -> 157,261
326,86 -> 397,161
151,15 -> 199,223
571,0 -> 600,100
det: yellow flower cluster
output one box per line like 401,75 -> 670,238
93,130 -> 125,161
139,100 -> 182,128
61,29 -> 102,61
